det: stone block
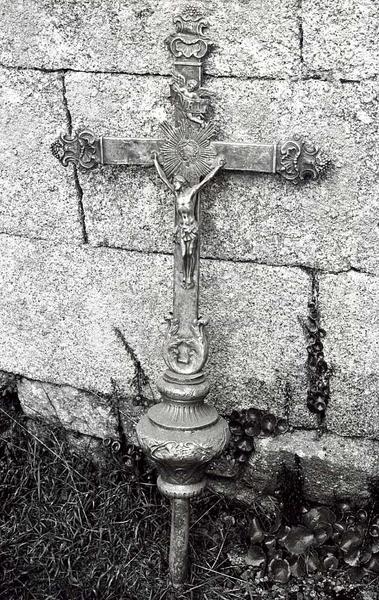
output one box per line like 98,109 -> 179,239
18,377 -> 118,439
0,235 -> 312,427
0,235 -> 171,397
0,67 -> 82,244
66,74 -> 379,275
320,272 -> 379,440
0,0 -> 300,79
302,0 -> 379,80
243,430 -> 379,503
202,261 -> 312,428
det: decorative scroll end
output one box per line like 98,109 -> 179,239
278,136 -> 330,184
166,8 -> 210,60
162,314 -> 209,375
51,129 -> 98,170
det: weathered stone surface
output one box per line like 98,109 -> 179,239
66,74 -> 379,275
0,0 -> 300,79
202,261 -> 312,428
65,73 -> 173,253
320,272 -> 379,440
302,0 -> 379,80
0,234 -> 312,427
242,430 -> 379,503
0,67 -> 82,244
0,235 -> 171,397
18,377 -> 118,438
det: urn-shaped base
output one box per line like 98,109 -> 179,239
136,370 -> 230,498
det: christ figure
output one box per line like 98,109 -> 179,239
153,153 -> 225,288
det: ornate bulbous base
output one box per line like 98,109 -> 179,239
136,369 -> 230,499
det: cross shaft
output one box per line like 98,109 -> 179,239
51,10 -> 327,587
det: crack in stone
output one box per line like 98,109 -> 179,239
108,380 -> 129,451
0,62 -> 170,79
40,382 -> 60,421
0,230 -> 376,277
302,271 -> 331,433
60,73 -> 88,244
113,328 -> 155,405
297,0 -> 304,66
1,61 -> 377,85
99,244 -> 377,277
73,170 -> 88,244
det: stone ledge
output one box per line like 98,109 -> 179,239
18,377 -> 118,439
240,430 -> 379,503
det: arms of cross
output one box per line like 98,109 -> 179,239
51,128 -> 327,184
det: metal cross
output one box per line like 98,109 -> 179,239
52,10 -> 327,587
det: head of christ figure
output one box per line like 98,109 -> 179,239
173,174 -> 187,191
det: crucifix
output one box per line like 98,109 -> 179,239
52,9 -> 327,587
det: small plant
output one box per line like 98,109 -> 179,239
226,407 -> 289,463
277,458 -> 305,526
245,501 -> 379,585
304,274 -> 331,419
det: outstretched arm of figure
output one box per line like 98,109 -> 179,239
152,152 -> 175,193
193,155 -> 226,194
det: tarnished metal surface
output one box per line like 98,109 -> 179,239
169,499 -> 190,586
100,138 -> 161,166
52,131 -> 327,180
51,129 -> 98,169
51,8 -> 329,587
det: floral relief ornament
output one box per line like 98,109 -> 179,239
162,315 -> 209,375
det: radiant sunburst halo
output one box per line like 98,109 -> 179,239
159,121 -> 217,182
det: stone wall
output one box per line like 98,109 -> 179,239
0,0 -> 378,504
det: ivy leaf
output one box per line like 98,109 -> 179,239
305,551 -> 321,574
313,523 -> 333,546
343,547 -> 361,567
268,558 -> 291,584
283,526 -> 315,555
366,555 -> 379,574
340,529 -> 363,553
303,507 -> 336,530
290,556 -> 307,578
249,516 -> 265,544
324,554 -> 339,571
246,545 -> 266,568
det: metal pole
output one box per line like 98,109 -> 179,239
169,498 -> 190,586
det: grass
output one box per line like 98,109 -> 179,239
0,398 -> 377,600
